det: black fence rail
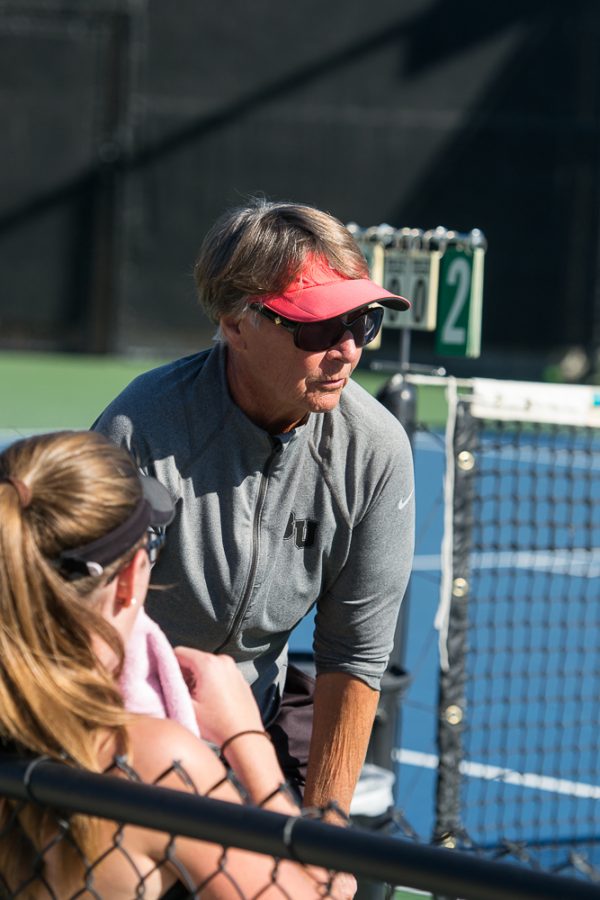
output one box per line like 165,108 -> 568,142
1,755 -> 600,899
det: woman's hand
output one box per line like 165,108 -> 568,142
174,647 -> 264,747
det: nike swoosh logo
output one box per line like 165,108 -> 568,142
398,489 -> 414,512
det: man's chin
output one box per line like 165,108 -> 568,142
307,390 -> 345,414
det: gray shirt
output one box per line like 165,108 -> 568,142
93,343 -> 414,720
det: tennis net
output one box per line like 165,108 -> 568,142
435,377 -> 600,880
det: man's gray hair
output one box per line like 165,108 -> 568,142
194,197 -> 368,325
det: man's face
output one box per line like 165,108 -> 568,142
225,311 -> 363,434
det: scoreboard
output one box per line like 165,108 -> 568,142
349,224 -> 486,359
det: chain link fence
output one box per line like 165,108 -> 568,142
2,752 -> 600,899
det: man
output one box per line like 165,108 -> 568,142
93,199 -> 415,815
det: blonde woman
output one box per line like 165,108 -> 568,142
0,431 -> 349,899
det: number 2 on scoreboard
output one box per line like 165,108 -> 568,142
441,256 -> 471,346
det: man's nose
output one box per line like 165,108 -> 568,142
326,329 -> 362,361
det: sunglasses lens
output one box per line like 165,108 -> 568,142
296,320 -> 344,352
295,308 -> 384,352
146,530 -> 166,565
351,308 -> 384,347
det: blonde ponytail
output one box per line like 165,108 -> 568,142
0,431 -> 144,884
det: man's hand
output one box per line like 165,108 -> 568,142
331,871 -> 358,899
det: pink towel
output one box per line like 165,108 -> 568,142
120,609 -> 200,738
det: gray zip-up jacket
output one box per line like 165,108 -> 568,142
93,343 -> 414,720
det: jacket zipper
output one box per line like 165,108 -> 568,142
214,440 -> 282,652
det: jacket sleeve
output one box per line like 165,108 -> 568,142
313,426 -> 415,690
91,383 -> 158,478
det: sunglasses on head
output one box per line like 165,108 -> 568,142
250,304 -> 384,352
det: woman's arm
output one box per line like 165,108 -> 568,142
174,648 -> 298,812
128,716 -> 350,898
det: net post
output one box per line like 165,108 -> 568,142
434,398 -> 477,860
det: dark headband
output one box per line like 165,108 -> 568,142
57,475 -> 175,580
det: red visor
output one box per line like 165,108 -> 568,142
259,257 -> 410,323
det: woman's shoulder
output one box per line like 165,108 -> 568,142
126,716 -> 223,792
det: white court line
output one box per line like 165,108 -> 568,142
395,749 -> 600,800
413,549 -> 600,577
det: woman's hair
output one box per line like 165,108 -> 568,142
0,430 -> 145,885
194,197 -> 369,324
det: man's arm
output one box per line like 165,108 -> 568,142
303,672 -> 380,816
306,416 -> 414,815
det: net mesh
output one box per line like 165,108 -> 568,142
441,389 -> 600,878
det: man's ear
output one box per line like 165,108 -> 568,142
219,314 -> 246,350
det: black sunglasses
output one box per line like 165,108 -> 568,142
250,304 -> 384,352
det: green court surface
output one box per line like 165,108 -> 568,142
0,350 -> 447,435
395,890 -> 432,899
0,351 -> 171,433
